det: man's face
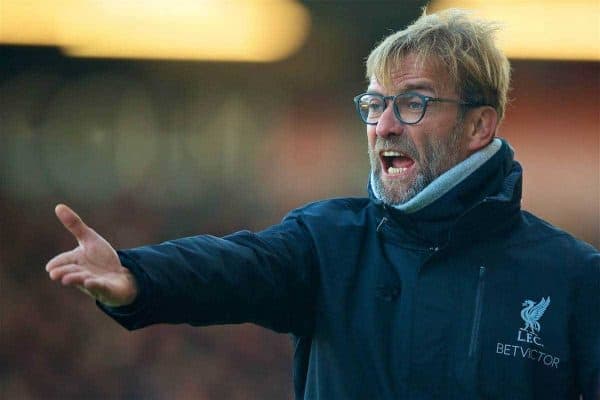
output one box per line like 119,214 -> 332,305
367,54 -> 472,205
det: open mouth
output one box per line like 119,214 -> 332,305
380,150 -> 415,175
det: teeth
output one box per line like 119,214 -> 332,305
382,151 -> 403,157
388,167 -> 407,174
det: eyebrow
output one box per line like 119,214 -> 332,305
400,82 -> 436,93
366,82 -> 437,95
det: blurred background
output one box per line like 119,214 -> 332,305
1,1 -> 598,398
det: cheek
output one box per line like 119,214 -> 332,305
412,120 -> 452,152
366,126 -> 377,148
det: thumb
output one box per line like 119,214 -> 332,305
55,204 -> 92,243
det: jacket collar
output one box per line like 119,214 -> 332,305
371,138 -> 503,213
369,138 -> 522,246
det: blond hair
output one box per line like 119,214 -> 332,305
366,8 -> 511,122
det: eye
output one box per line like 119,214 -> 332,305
360,96 -> 384,112
407,100 -> 424,110
397,94 -> 425,112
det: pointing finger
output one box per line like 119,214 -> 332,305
61,270 -> 92,286
55,204 -> 90,243
46,249 -> 78,272
48,264 -> 82,281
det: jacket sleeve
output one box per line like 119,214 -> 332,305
97,211 -> 318,336
573,250 -> 600,400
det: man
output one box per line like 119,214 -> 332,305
46,9 -> 598,399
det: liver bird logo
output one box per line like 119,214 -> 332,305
520,297 -> 551,334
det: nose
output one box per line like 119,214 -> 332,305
375,102 -> 404,138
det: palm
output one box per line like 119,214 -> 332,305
46,204 -> 137,307
78,234 -> 120,276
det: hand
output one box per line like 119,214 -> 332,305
45,204 -> 138,307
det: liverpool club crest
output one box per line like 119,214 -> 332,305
517,296 -> 550,347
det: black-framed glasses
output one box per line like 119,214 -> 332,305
353,92 -> 477,125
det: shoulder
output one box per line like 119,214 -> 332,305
519,211 -> 598,253
292,197 -> 371,214
284,197 -> 377,228
512,211 -> 599,273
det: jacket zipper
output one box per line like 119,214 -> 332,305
376,216 -> 388,232
468,266 -> 486,358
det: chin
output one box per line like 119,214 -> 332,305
374,174 -> 424,206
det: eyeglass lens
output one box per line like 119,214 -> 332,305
357,93 -> 426,124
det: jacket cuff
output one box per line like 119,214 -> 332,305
95,250 -> 154,330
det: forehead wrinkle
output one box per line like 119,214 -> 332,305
382,55 -> 455,96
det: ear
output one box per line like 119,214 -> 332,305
463,106 -> 498,152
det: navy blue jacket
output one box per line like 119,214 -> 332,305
102,141 -> 599,399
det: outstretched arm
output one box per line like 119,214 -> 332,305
45,204 -> 138,307
97,214 -> 318,335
